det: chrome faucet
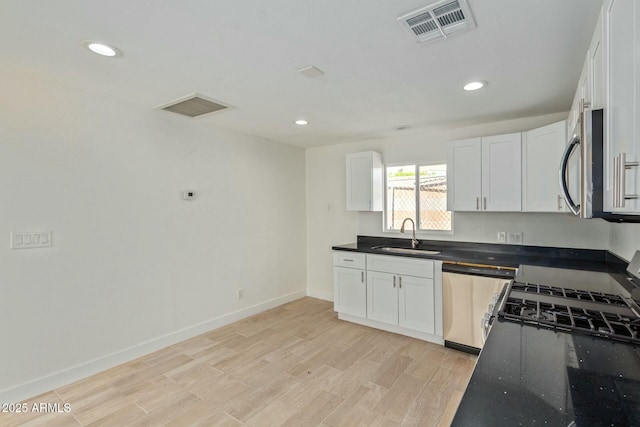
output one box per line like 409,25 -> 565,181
400,218 -> 419,248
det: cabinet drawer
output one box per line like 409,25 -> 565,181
333,251 -> 366,269
367,254 -> 433,278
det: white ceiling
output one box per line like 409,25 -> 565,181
1,0 -> 603,148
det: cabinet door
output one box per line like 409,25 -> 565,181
606,0 -> 639,213
346,151 -> 383,211
590,10 -> 604,110
523,121 -> 567,212
333,267 -> 366,318
447,138 -> 482,211
578,57 -> 591,109
366,271 -> 398,325
481,133 -> 522,211
398,275 -> 435,334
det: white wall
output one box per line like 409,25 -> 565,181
609,223 -> 640,261
306,113 -> 611,298
0,74 -> 306,400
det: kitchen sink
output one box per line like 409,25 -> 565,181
372,246 -> 441,256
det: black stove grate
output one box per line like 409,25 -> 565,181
499,283 -> 640,345
510,282 -> 630,306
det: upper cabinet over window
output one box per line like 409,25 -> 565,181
447,133 -> 522,212
346,151 -> 383,211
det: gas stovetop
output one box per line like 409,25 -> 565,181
498,281 -> 640,344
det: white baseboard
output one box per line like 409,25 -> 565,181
306,288 -> 333,302
0,289 -> 307,403
338,313 -> 445,346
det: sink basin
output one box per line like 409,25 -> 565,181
372,246 -> 441,256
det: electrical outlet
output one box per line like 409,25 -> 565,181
497,232 -> 506,243
507,232 -> 523,245
236,289 -> 244,300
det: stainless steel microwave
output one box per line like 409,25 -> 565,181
560,108 -> 640,223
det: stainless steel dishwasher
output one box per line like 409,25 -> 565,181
443,269 -> 512,353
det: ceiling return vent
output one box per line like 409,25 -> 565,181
157,93 -> 232,118
398,0 -> 476,43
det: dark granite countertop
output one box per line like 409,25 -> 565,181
452,320 -> 640,426
332,235 -> 628,279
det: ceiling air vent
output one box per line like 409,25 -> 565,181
157,93 -> 232,118
398,0 -> 476,44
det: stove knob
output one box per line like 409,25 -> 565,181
488,303 -> 496,313
482,313 -> 492,329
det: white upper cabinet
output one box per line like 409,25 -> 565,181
604,0 -> 640,213
589,12 -> 604,110
447,133 -> 522,212
346,151 -> 383,211
447,138 -> 482,211
481,133 -> 522,211
523,121 -> 568,212
568,8 -> 604,135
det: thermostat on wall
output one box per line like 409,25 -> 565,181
182,190 -> 197,200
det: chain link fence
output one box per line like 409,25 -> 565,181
386,165 -> 451,231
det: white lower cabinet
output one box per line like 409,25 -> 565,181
366,271 -> 398,325
333,251 -> 443,344
333,252 -> 366,318
398,274 -> 435,334
367,271 -> 435,335
333,267 -> 366,318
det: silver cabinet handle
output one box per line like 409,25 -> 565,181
623,153 -> 639,203
557,195 -> 563,210
476,197 -> 479,210
361,271 -> 364,283
620,153 -> 626,208
615,153 -> 639,208
483,197 -> 487,210
399,276 -> 402,289
393,276 -> 396,288
343,259 -> 354,262
614,155 -> 620,207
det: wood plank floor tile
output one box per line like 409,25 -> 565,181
243,400 -> 297,427
281,390 -> 344,426
6,297 -> 476,426
373,354 -> 413,388
85,403 -> 146,427
372,374 -> 426,422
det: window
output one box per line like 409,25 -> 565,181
384,163 -> 452,232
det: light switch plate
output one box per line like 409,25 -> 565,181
497,232 -> 506,243
11,231 -> 52,249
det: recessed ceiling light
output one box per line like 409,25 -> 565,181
294,119 -> 309,126
83,41 -> 122,57
463,81 -> 486,91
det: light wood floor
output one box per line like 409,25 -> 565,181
2,297 -> 476,427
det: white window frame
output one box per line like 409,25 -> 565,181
383,161 -> 454,235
